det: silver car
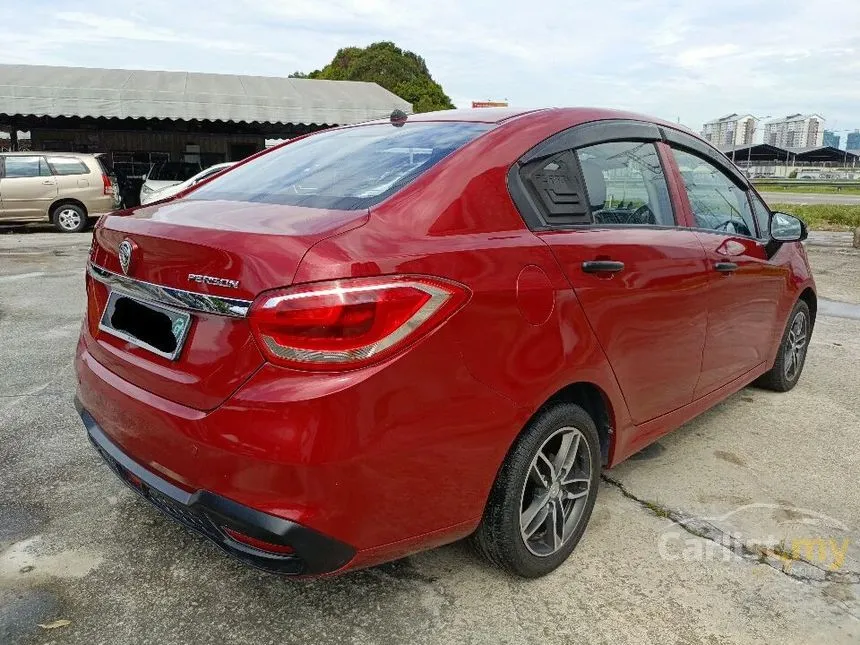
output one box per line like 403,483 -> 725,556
140,162 -> 235,205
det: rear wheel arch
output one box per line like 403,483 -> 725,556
535,382 -> 615,466
49,197 -> 88,220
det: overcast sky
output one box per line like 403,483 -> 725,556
3,0 -> 860,136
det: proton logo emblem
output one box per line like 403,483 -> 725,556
118,239 -> 134,275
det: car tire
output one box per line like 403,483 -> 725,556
471,402 -> 601,578
51,203 -> 88,233
754,300 -> 812,392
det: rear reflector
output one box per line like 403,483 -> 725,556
248,275 -> 469,371
222,527 -> 296,555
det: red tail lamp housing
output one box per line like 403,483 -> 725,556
248,275 -> 470,371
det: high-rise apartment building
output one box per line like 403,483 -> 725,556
701,114 -> 757,147
823,130 -> 841,149
846,130 -> 860,152
762,114 -> 825,149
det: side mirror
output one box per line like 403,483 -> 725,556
770,211 -> 807,242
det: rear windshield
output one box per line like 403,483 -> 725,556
95,154 -> 114,177
187,122 -> 491,210
149,162 -> 202,181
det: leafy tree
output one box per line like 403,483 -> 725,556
305,42 -> 454,113
287,71 -> 308,78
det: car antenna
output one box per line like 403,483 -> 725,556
390,109 -> 408,127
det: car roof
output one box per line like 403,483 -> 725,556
0,151 -> 102,158
366,107 -> 695,133
401,107 -> 548,124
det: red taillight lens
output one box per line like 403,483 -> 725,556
222,528 -> 295,555
102,174 -> 112,196
248,275 -> 470,371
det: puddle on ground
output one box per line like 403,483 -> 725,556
819,298 -> 860,321
0,536 -> 103,581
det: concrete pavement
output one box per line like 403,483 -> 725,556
1,230 -> 858,644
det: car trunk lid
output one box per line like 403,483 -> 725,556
85,199 -> 368,410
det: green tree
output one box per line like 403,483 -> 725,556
307,42 -> 454,113
287,71 -> 308,78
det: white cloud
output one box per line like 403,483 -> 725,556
2,0 -> 860,132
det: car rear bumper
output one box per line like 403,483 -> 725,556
76,398 -> 355,576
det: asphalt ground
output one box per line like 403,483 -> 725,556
759,191 -> 860,205
1,224 -> 858,644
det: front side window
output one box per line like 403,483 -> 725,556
3,156 -> 51,178
47,157 -> 90,176
575,141 -> 674,226
671,148 -> 756,237
188,122 -> 491,210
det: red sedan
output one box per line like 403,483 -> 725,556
75,107 -> 815,578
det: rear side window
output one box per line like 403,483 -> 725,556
3,156 -> 51,178
149,162 -> 202,181
48,157 -> 90,176
575,142 -> 674,226
188,122 -> 491,210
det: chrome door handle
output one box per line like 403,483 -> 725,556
42,180 -> 55,185
715,262 -> 738,273
582,260 -> 625,274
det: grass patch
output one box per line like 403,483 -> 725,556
754,183 -> 860,195
770,203 -> 860,230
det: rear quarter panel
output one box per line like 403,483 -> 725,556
294,115 -> 633,464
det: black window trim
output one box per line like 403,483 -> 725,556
509,118 -> 763,237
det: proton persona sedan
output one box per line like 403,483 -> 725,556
75,107 -> 815,578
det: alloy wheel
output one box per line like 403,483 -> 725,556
57,208 -> 82,231
784,310 -> 808,381
519,426 -> 593,557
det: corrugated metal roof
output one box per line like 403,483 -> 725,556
0,64 -> 412,125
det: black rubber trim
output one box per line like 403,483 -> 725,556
520,119 -> 662,164
76,398 -> 356,576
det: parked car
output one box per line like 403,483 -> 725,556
140,162 -> 235,205
138,161 -> 202,204
75,107 -> 815,578
0,152 -> 119,232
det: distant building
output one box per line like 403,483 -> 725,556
763,114 -> 825,149
846,130 -> 860,152
701,114 -> 757,147
823,130 -> 841,149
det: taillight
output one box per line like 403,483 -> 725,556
248,275 -> 470,371
102,174 -> 112,196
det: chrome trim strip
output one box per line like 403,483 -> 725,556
88,262 -> 252,318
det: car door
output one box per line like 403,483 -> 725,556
0,155 -> 57,219
664,141 -> 786,397
513,123 -> 712,425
